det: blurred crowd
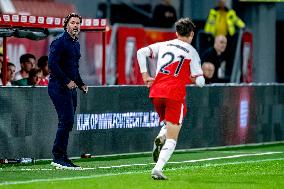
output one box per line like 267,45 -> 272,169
96,0 -> 246,84
201,0 -> 245,83
0,0 -> 246,86
0,52 -> 49,86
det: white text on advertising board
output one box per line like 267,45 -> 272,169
77,112 -> 160,130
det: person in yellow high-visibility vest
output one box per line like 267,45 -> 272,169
204,0 -> 245,37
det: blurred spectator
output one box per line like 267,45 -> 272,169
28,68 -> 43,86
0,62 -> 16,86
152,0 -> 177,28
204,0 -> 245,38
12,68 -> 43,86
14,53 -> 36,81
201,63 -> 215,84
201,35 -> 228,83
37,55 -> 49,85
0,53 -> 11,77
204,0 -> 245,74
0,53 -> 3,76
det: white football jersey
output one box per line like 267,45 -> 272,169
147,39 -> 203,101
148,39 -> 203,78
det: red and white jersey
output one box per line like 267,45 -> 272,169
148,39 -> 203,101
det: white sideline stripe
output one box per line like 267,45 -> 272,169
99,163 -> 148,169
178,103 -> 184,124
7,152 -> 281,171
98,151 -> 282,168
36,141 -> 284,162
111,164 -> 132,168
0,171 -> 146,186
4,152 -> 282,171
20,168 -> 53,171
168,157 -> 284,170
80,167 -> 95,170
1,157 -> 284,186
178,151 -> 282,164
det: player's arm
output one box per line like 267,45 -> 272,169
137,43 -> 160,87
190,50 -> 205,87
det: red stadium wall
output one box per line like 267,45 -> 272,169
6,37 -> 49,71
116,27 -> 176,85
116,27 -> 145,85
5,26 -> 176,85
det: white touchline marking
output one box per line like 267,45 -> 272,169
20,168 -> 53,171
98,151 -> 283,168
0,171 -> 147,186
98,166 -> 111,169
1,157 -> 283,186
167,157 -> 284,170
179,152 -> 283,163
81,168 -> 95,170
7,152 -> 282,171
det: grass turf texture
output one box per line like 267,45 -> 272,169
1,142 -> 283,189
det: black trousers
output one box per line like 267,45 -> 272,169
48,80 -> 77,160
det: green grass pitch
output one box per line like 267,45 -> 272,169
1,142 -> 283,189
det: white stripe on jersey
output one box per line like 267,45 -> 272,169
179,103 -> 184,124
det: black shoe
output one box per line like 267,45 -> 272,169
65,158 -> 81,168
51,158 -> 81,170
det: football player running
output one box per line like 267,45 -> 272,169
137,17 -> 205,180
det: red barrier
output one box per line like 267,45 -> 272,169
85,31 -> 111,84
0,14 -> 107,31
116,27 -> 176,85
7,37 -> 48,68
0,14 -> 107,86
241,31 -> 253,83
116,27 -> 145,84
3,25 -> 176,85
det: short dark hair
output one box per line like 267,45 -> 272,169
7,62 -> 15,67
20,53 -> 36,64
29,68 -> 42,78
63,13 -> 82,31
37,56 -> 48,69
175,18 -> 196,37
27,68 -> 42,85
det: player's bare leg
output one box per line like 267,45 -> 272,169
151,121 -> 181,180
153,121 -> 167,162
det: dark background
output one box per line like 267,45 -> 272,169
0,84 -> 283,159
